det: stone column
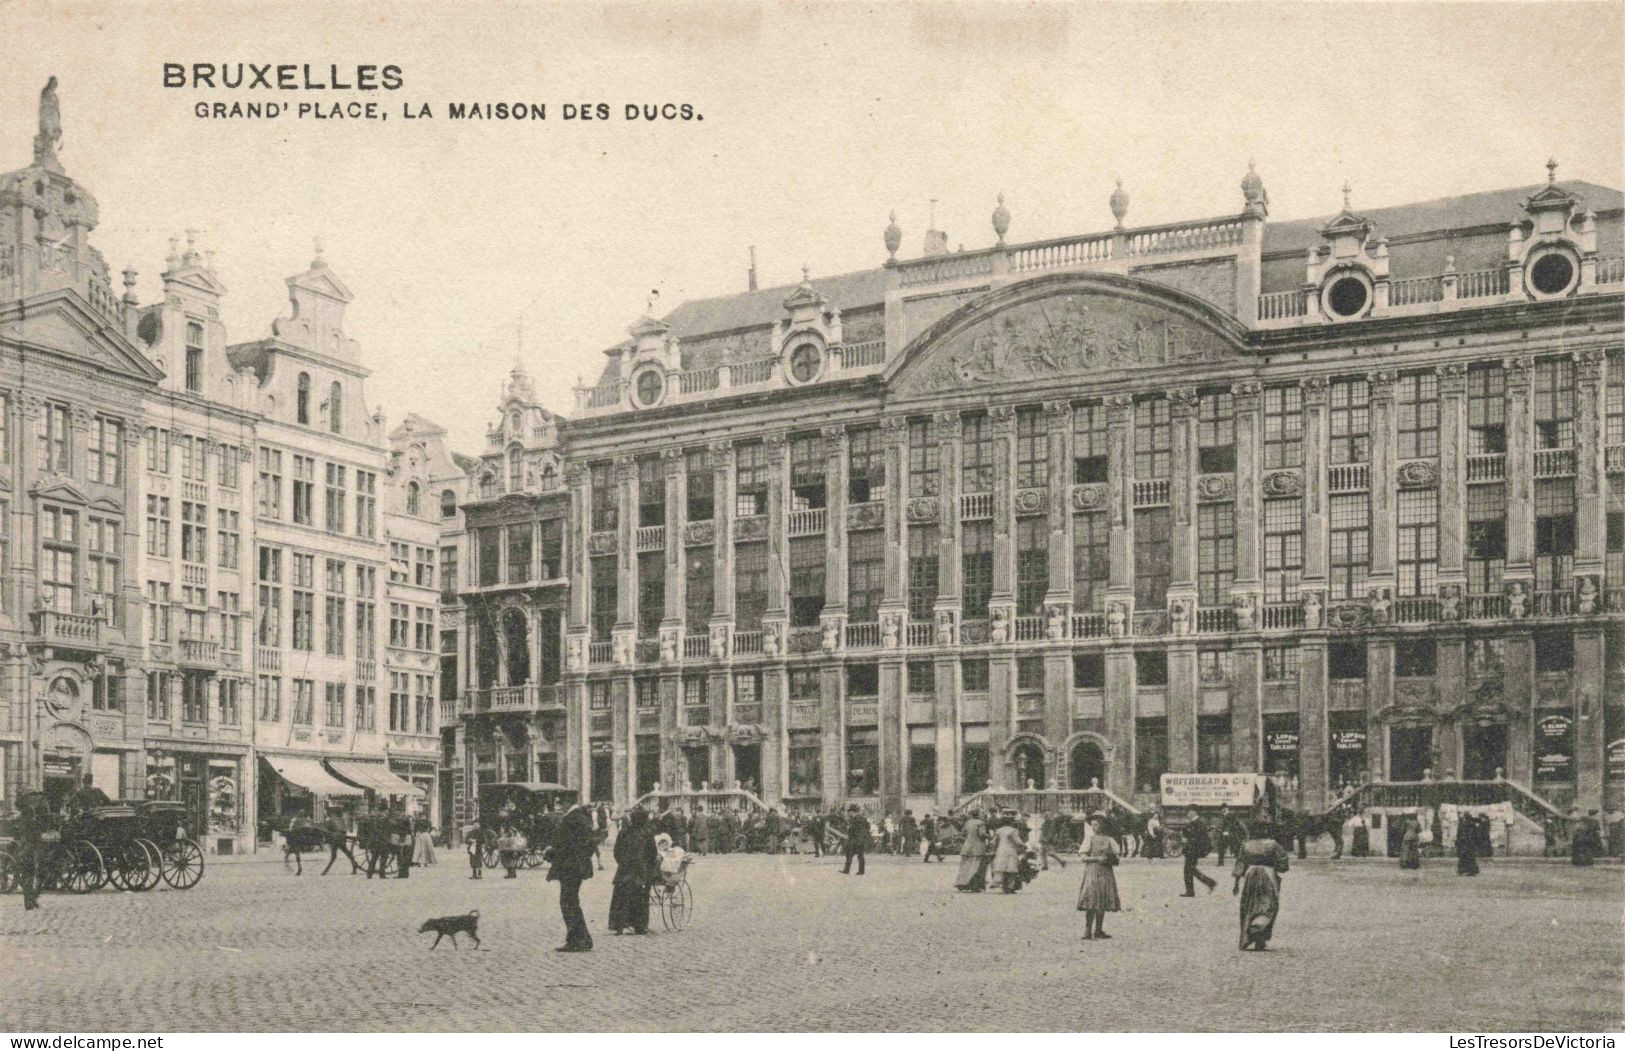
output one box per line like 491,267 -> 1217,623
1231,382 -> 1263,612
659,673 -> 681,792
989,405 -> 1017,618
1104,646 -> 1136,797
934,653 -> 960,809
614,456 -> 637,661
1437,364 -> 1468,586
1297,638 -> 1328,810
612,675 -> 631,806
565,464 -> 591,633
1366,639 -> 1395,777
820,662 -> 844,801
709,666 -> 731,788
1575,627 -> 1605,809
1369,372 -> 1397,585
1231,641 -> 1263,771
1168,642 -> 1198,773
1300,377 -> 1330,596
1503,632 -> 1535,785
1503,357 -> 1534,580
933,412 -> 962,639
1044,400 -> 1074,622
881,419 -> 908,610
989,654 -> 1014,788
1106,395 -> 1136,620
879,421 -> 908,811
1434,636 -> 1465,776
761,666 -> 784,805
879,657 -> 904,810
1575,350 -> 1606,580
1169,387 -> 1199,597
710,441 -> 735,651
822,426 -> 848,636
661,448 -> 686,661
764,432 -> 790,619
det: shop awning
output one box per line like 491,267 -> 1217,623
327,759 -> 425,798
263,755 -> 362,797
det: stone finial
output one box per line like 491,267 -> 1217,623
34,76 -> 62,165
884,211 -> 902,263
166,237 -> 180,269
312,236 -> 326,269
121,266 -> 138,304
992,193 -> 1010,245
183,228 -> 199,266
1341,181 -> 1353,211
801,262 -> 811,284
1109,178 -> 1129,228
1547,157 -> 1558,184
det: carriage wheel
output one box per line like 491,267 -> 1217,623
160,839 -> 206,889
371,848 -> 398,877
666,878 -> 692,931
0,849 -> 18,894
108,844 -> 150,892
63,842 -> 106,894
128,840 -> 164,892
522,847 -> 547,869
481,845 -> 501,869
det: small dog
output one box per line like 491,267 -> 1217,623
418,909 -> 480,950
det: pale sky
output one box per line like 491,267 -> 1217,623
3,1 -> 1620,455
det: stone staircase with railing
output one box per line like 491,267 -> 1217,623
1319,777 -> 1569,854
951,786 -> 1141,820
633,786 -> 771,816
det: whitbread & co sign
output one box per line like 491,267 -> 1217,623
1159,773 -> 1267,808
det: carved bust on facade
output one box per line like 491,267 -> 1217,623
1232,593 -> 1255,631
1106,602 -> 1127,638
1168,599 -> 1191,637
935,609 -> 956,646
1301,591 -> 1323,630
1046,605 -> 1066,641
761,622 -> 782,658
1437,583 -> 1462,622
709,624 -> 730,659
566,637 -> 585,672
1368,586 -> 1392,625
989,607 -> 1010,644
1577,575 -> 1599,615
1506,581 -> 1528,619
881,613 -> 900,649
822,620 -> 840,653
659,629 -> 678,663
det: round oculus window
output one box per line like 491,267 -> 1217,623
1327,276 -> 1369,318
635,370 -> 664,406
789,343 -> 822,383
1529,252 -> 1576,296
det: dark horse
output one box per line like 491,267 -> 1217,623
1274,808 -> 1344,859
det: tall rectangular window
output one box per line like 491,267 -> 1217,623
325,683 -> 346,728
1535,478 -> 1575,594
590,461 -> 617,532
1329,494 -> 1370,600
961,412 -> 992,493
257,675 -> 282,721
790,535 -> 825,627
1396,489 -> 1438,597
146,495 -> 170,557
87,517 -> 119,623
1329,378 -> 1371,464
1468,364 -> 1507,454
216,509 -> 240,569
1134,397 -> 1170,478
1015,517 -> 1047,616
291,455 -> 314,526
1607,351 -> 1624,447
1467,483 -> 1507,597
638,550 -> 664,637
218,679 -> 241,726
1396,370 -> 1439,460
292,679 -> 315,725
1072,402 -> 1109,484
506,525 -> 531,584
354,470 -> 377,539
184,320 -> 205,392
1197,390 -> 1235,474
1535,357 -> 1576,450
590,556 -> 617,641
217,445 -> 239,489
735,542 -> 767,631
735,442 -> 768,517
1198,502 -> 1235,607
792,432 -> 828,510
324,558 -> 346,657
37,402 -> 69,474
962,520 -> 993,619
1134,507 -> 1171,608
848,427 -> 883,503
685,448 -> 712,521
1263,385 -> 1303,469
1073,511 -> 1108,612
1198,714 -> 1233,774
257,448 -> 282,519
355,565 -> 377,660
324,462 -> 346,533
637,456 -> 665,527
180,501 -> 207,564
1263,498 -> 1303,604
685,546 -> 713,630
538,518 -> 563,579
291,553 -> 315,652
1015,406 -> 1048,489
256,546 -> 282,646
88,416 -> 122,485
477,526 -> 500,586
847,530 -> 884,624
907,420 -> 938,498
907,525 -> 939,621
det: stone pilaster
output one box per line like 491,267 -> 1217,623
1575,627 -> 1606,809
661,449 -> 686,659
1105,395 -> 1136,620
659,673 -> 681,792
879,656 -> 904,811
1167,642 -> 1198,773
1368,371 -> 1397,583
1300,377 -> 1330,591
612,675 -> 631,805
822,426 -> 848,615
1043,651 -> 1071,761
1366,639 -> 1395,777
1437,364 -> 1468,582
1297,638 -> 1328,810
710,441 -> 735,650
989,404 -> 1016,614
934,653 -> 960,809
764,432 -> 789,618
820,662 -> 844,801
988,654 -> 1013,788
1043,400 -> 1073,617
1231,641 -> 1263,771
1503,357 -> 1534,579
761,666 -> 784,805
1503,633 -> 1534,785
565,464 -> 591,632
933,411 -> 962,637
1575,350 -> 1607,577
1104,645 -> 1135,797
1169,387 -> 1199,595
1434,637 -> 1464,776
1231,382 -> 1263,605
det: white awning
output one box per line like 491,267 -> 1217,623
263,755 -> 362,797
327,759 -> 425,798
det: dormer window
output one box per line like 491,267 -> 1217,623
508,446 -> 524,491
633,368 -> 664,408
1527,247 -> 1579,298
440,489 -> 457,518
296,373 -> 311,424
509,411 -> 522,434
789,343 -> 822,384
1326,274 -> 1370,318
184,321 -> 204,394
406,482 -> 420,516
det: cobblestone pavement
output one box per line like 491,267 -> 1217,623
1,850 -> 1620,1032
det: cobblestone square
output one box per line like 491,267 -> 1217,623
1,852 -> 1620,1032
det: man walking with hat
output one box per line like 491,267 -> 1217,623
841,804 -> 871,875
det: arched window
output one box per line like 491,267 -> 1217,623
440,489 -> 457,518
406,481 -> 420,516
328,381 -> 343,434
502,609 -> 531,686
479,473 -> 497,499
296,372 -> 311,424
508,446 -> 524,491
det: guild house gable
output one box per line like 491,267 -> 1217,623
890,271 -> 1249,397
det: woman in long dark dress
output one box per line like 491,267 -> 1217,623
1399,818 -> 1422,869
1231,827 -> 1290,950
1455,814 -> 1480,876
608,808 -> 660,935
1075,813 -> 1121,941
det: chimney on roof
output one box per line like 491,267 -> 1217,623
923,198 -> 948,257
748,246 -> 758,292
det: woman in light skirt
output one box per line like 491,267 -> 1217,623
1075,813 -> 1121,940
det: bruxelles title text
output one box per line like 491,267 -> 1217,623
163,63 -> 405,91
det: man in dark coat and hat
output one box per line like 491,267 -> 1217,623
549,802 -> 598,951
841,804 -> 871,875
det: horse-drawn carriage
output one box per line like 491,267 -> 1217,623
473,782 -> 578,870
279,814 -> 405,875
0,802 -> 205,894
